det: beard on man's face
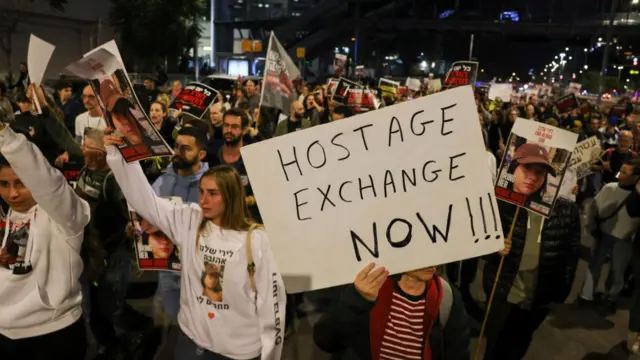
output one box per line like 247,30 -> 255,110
224,132 -> 242,146
172,154 -> 198,169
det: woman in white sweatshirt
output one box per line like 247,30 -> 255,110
0,112 -> 90,357
104,130 -> 286,360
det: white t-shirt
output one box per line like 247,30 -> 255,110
75,112 -> 107,143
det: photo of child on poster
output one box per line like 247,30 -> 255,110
66,48 -> 173,163
130,211 -> 181,271
495,119 -> 578,217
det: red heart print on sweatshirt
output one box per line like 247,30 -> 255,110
208,312 -> 215,319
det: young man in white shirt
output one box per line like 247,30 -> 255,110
75,85 -> 107,143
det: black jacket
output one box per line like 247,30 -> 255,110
313,282 -> 470,360
483,200 -> 581,308
626,187 -> 640,218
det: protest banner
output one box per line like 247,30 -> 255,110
427,78 -> 442,93
241,85 -> 503,292
344,88 -> 379,113
569,136 -> 603,179
326,78 -> 339,96
556,93 -> 580,113
378,78 -> 400,102
130,198 -> 183,272
405,77 -> 421,92
331,77 -> 361,104
333,54 -> 347,77
488,83 -> 513,102
495,119 -> 578,217
66,48 -> 173,162
443,61 -> 479,90
170,82 -> 218,120
260,32 -> 300,115
27,35 -> 55,114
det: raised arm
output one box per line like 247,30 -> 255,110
40,107 -> 83,161
105,144 -> 194,246
0,125 -> 89,235
252,231 -> 286,360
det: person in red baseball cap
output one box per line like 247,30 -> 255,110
509,143 -> 556,198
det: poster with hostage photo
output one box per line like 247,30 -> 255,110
0,213 -> 33,274
495,118 -> 578,217
201,262 -> 225,302
129,197 -> 182,271
66,48 -> 173,162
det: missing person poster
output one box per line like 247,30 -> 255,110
129,197 -> 183,271
346,88 -> 380,113
379,78 -> 400,102
331,77 -> 361,104
170,82 -> 218,120
569,136 -> 603,179
334,54 -> 347,77
443,61 -> 479,90
495,119 -> 578,217
66,48 -> 173,162
241,85 -> 503,292
556,93 -> 580,113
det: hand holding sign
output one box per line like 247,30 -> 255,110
497,236 -> 511,256
354,263 -> 389,302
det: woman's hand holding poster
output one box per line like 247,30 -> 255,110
495,118 -> 579,217
129,197 -> 182,272
65,47 -> 173,162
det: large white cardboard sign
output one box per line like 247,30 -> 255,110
241,86 -> 503,292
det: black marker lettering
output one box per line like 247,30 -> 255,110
449,152 -> 466,181
416,205 -> 453,243
440,104 -> 457,136
318,185 -> 336,211
388,116 -> 404,147
331,133 -> 350,161
350,223 -> 380,262
386,218 -> 413,248
401,169 -> 417,192
358,175 -> 377,200
353,124 -> 374,151
277,147 -> 302,182
383,170 -> 396,197
488,193 -> 498,231
293,188 -> 311,221
339,181 -> 353,203
465,197 -> 476,237
422,160 -> 441,182
306,141 -> 327,169
410,110 -> 434,136
479,196 -> 487,233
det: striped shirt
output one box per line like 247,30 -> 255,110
379,288 -> 426,360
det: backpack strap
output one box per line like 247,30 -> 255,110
246,223 -> 260,302
438,277 -> 453,327
102,170 -> 115,200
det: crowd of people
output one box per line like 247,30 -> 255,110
0,65 -> 639,360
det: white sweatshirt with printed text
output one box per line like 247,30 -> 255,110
106,146 -> 286,360
0,127 -> 89,339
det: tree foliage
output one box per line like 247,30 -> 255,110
109,0 -> 206,71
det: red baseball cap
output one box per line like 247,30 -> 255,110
513,143 -> 557,177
